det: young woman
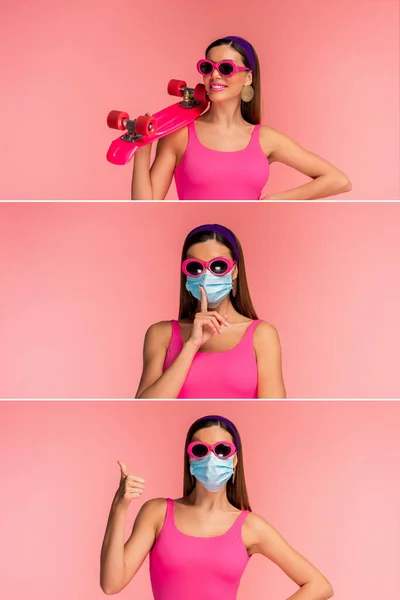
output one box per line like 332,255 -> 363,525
100,415 -> 334,600
135,223 -> 286,399
131,35 -> 352,200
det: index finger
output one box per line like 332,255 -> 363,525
199,286 -> 208,312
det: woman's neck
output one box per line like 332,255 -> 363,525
186,487 -> 233,510
201,99 -> 245,127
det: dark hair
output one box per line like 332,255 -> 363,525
205,37 -> 261,125
183,416 -> 252,511
178,227 -> 258,320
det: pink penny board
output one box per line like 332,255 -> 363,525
107,91 -> 209,166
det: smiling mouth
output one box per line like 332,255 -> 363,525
209,83 -> 228,92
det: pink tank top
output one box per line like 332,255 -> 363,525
149,498 -> 250,600
174,122 -> 269,200
163,319 -> 262,398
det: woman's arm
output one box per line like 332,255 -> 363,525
131,129 -> 185,200
135,321 -> 198,399
100,497 -> 165,594
260,126 -> 352,200
254,322 -> 286,398
245,514 -> 334,600
136,297 -> 229,398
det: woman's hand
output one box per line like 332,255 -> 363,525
188,286 -> 230,349
114,461 -> 145,509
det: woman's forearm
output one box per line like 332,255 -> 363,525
136,342 -> 198,399
263,172 -> 351,200
131,146 -> 153,200
286,580 -> 334,600
100,501 -> 129,594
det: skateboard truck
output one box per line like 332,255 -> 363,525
106,79 -> 209,165
168,78 -> 208,108
107,111 -> 158,142
179,86 -> 203,109
120,118 -> 154,143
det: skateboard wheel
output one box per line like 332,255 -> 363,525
107,110 -> 129,130
194,84 -> 208,104
167,79 -> 187,97
135,115 -> 158,137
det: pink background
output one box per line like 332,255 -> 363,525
1,0 -> 399,200
1,202 -> 400,398
0,400 -> 399,600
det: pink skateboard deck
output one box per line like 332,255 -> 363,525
106,80 -> 209,166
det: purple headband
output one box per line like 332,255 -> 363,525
185,223 -> 239,262
223,36 -> 255,73
192,415 -> 241,450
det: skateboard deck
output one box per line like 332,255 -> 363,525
106,80 -> 209,166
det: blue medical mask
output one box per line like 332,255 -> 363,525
185,270 -> 233,308
190,453 -> 235,492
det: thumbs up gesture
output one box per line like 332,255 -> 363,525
115,460 -> 146,507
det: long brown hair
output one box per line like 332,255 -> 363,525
183,416 -> 252,511
178,227 -> 258,320
205,37 -> 261,125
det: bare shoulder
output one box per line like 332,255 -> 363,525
139,497 -> 167,516
259,125 -> 286,142
259,125 -> 289,159
144,320 -> 173,342
254,320 -> 280,344
244,511 -> 270,530
134,497 -> 168,532
253,321 -> 281,359
243,512 -> 275,543
157,126 -> 188,153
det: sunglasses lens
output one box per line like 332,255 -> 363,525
199,61 -> 213,75
210,259 -> 229,275
219,62 -> 234,76
214,443 -> 233,458
186,261 -> 204,276
191,443 -> 208,458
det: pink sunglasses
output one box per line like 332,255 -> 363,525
197,59 -> 250,78
187,441 -> 237,460
182,257 -> 236,278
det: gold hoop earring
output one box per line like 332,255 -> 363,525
241,85 -> 254,103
